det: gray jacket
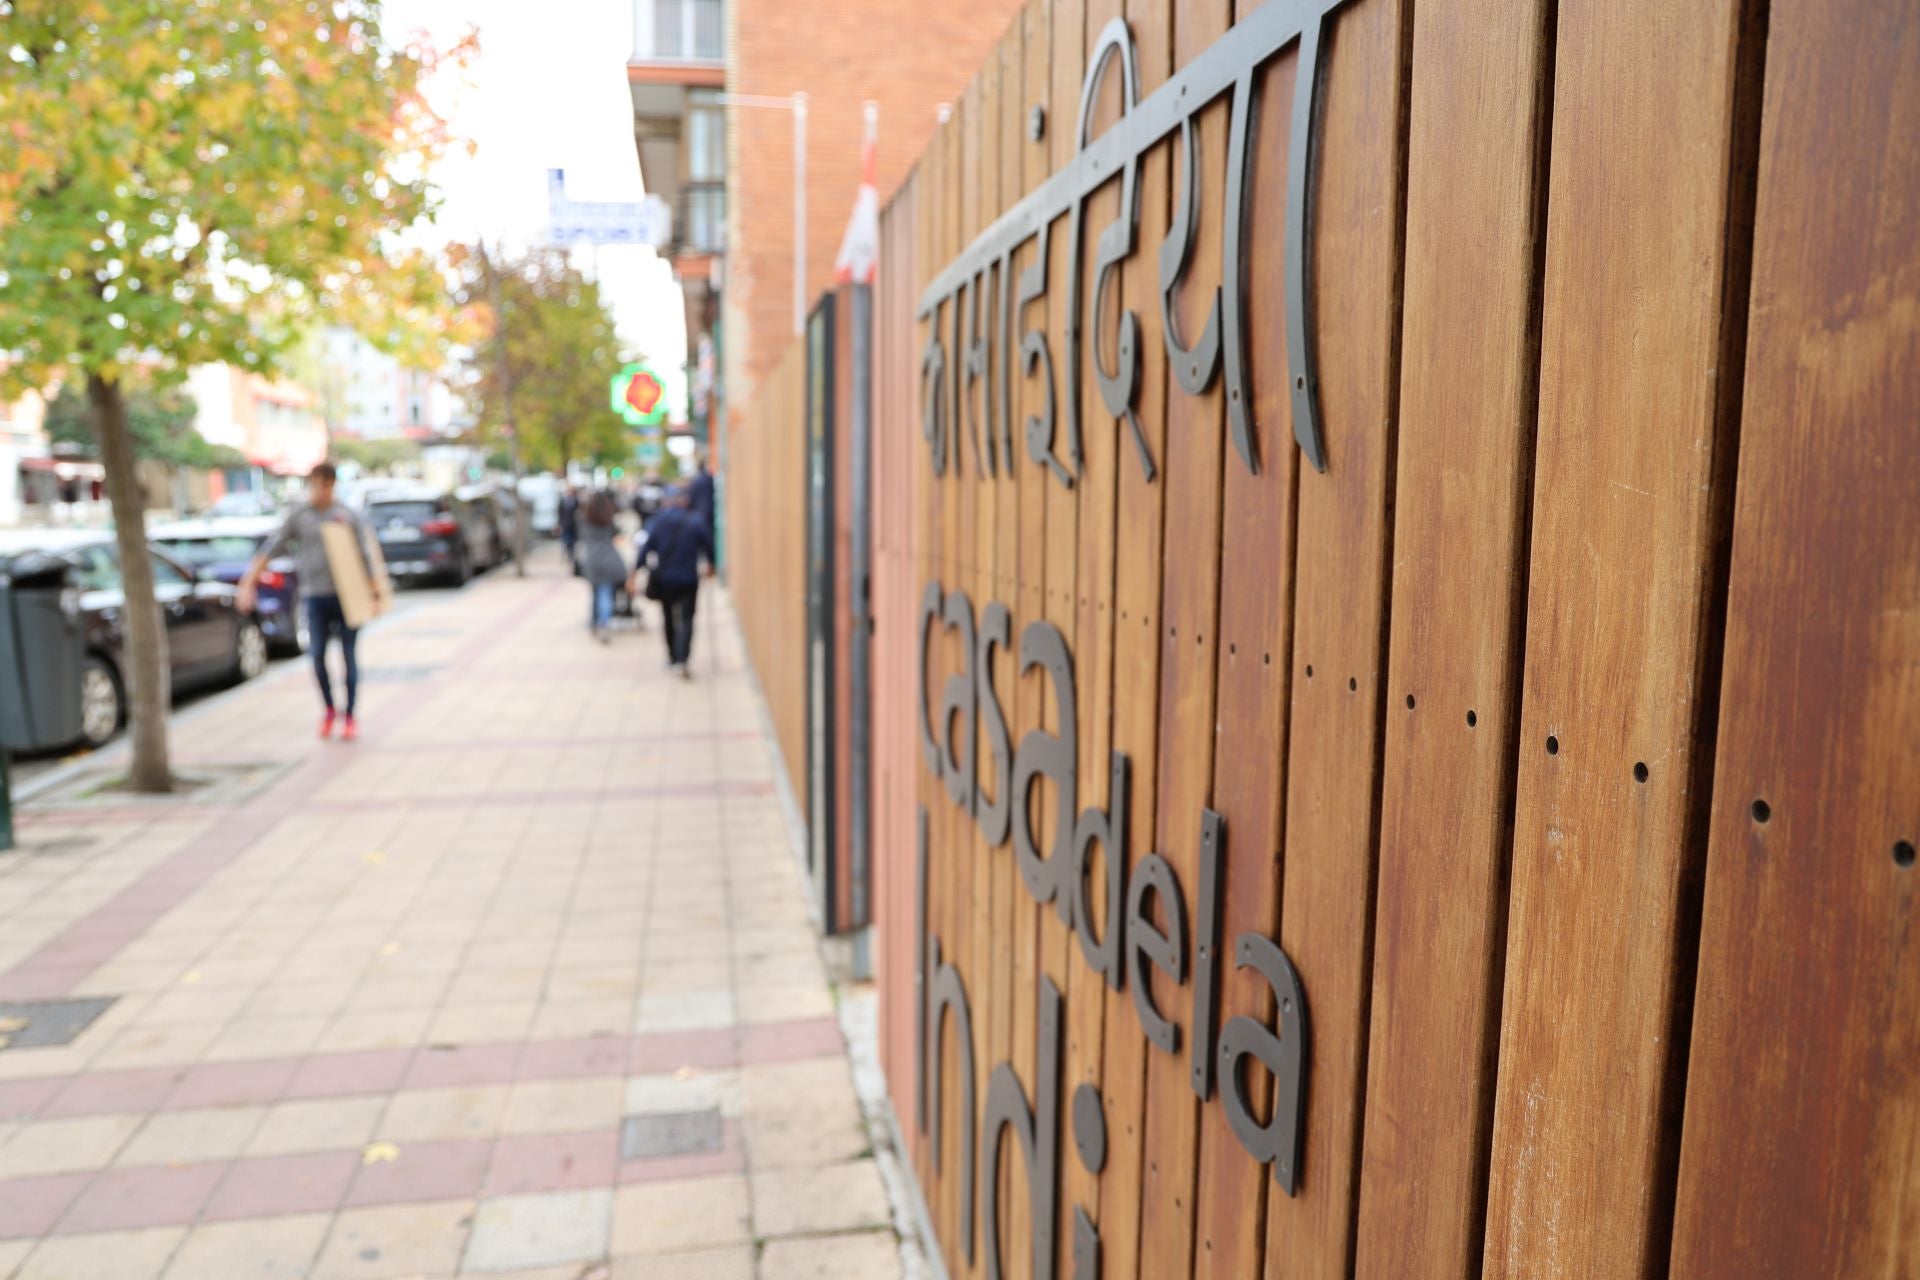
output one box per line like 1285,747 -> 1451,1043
577,519 -> 627,586
259,502 -> 372,597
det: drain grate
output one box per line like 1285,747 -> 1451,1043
620,1108 -> 723,1160
0,997 -> 116,1052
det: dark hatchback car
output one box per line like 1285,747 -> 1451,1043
365,488 -> 487,586
150,516 -> 305,654
0,532 -> 269,750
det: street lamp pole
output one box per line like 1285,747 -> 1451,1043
715,91 -> 809,335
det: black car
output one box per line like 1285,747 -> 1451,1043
364,488 -> 488,587
0,532 -> 270,750
150,516 -> 306,654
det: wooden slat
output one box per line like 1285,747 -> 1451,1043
1040,1 -> 1085,1274
1064,0 -> 1123,1269
1481,0 -> 1764,1272
1351,0 -> 1552,1274
1095,0 -> 1171,1275
1189,5 -> 1299,1276
1005,1 -> 1053,1272
1669,4 -> 1920,1274
1262,0 -> 1410,1274
1135,0 -> 1231,1275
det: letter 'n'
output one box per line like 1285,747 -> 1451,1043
980,975 -> 1062,1280
916,808 -> 979,1260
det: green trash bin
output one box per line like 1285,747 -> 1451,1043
0,550 -> 85,753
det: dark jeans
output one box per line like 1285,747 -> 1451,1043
305,594 -> 359,714
658,584 -> 698,666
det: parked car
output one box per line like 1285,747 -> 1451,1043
453,484 -> 513,570
364,487 -> 484,587
202,490 -> 280,519
0,531 -> 269,750
149,517 -> 305,654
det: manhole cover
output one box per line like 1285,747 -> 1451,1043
0,997 -> 117,1053
621,1108 -> 723,1160
359,664 -> 445,684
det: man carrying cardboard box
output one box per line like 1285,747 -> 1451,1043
238,462 -> 385,741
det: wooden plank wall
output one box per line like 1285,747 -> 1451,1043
819,0 -> 1920,1276
727,335 -> 808,809
873,171 -> 921,1141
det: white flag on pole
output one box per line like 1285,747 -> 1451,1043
833,103 -> 880,285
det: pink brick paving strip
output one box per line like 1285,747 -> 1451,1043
0,1121 -> 748,1238
3,1017 -> 842,1123
0,581 -> 566,1001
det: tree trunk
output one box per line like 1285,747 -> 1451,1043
88,373 -> 172,793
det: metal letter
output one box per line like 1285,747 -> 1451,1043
1217,932 -> 1309,1195
1012,622 -> 1077,914
975,601 -> 1014,847
927,941 -> 978,1259
940,590 -> 978,812
1190,808 -> 1225,1101
980,976 -> 1063,1280
918,582 -> 944,781
1126,851 -> 1187,1055
1070,751 -> 1130,988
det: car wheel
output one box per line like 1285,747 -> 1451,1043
78,655 -> 124,750
453,554 -> 471,587
234,619 -> 269,682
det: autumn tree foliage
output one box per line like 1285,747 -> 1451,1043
0,1 -> 471,790
454,245 -> 630,475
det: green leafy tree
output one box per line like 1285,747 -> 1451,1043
0,1 -> 468,790
329,435 -> 419,474
456,245 -> 629,474
41,375 -> 246,471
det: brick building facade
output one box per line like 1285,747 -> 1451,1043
722,1 -> 1024,423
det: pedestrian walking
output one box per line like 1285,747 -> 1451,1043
238,462 -> 380,740
632,489 -> 713,678
558,483 -> 581,575
578,489 -> 627,644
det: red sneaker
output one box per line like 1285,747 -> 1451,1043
342,714 -> 358,742
320,709 -> 336,740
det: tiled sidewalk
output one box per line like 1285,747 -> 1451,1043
0,553 -> 906,1279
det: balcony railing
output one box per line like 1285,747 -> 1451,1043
632,0 -> 724,64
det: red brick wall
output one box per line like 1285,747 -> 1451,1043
724,0 -> 1024,421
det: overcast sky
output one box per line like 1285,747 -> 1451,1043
382,0 -> 689,407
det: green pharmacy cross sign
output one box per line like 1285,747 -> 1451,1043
611,362 -> 668,428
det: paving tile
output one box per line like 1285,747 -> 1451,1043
483,1129 -> 620,1197
343,1138 -> 491,1208
758,1230 -> 901,1280
0,1173 -> 91,1240
283,1049 -> 413,1101
733,1018 -> 845,1066
632,991 -> 734,1034
426,1002 -> 537,1045
749,1160 -> 891,1239
14,1226 -> 186,1280
498,1077 -> 625,1136
317,1010 -> 431,1054
57,1161 -> 226,1233
202,1015 -> 329,1062
245,981 -> 358,1020
136,984 -> 256,1026
609,1174 -> 750,1255
734,981 -> 836,1025
376,1086 -> 509,1144
164,1056 -> 299,1110
460,1188 -> 612,1273
310,1199 -> 474,1279
0,1113 -> 143,1177
516,1037 -> 630,1082
529,999 -> 634,1040
91,1022 -> 225,1070
162,1211 -> 332,1278
402,1042 -> 522,1090
623,1069 -> 741,1119
608,1245 -> 755,1280
246,1095 -> 389,1157
0,1076 -> 73,1123
201,1150 -> 359,1221
116,1105 -> 266,1167
0,1239 -> 31,1274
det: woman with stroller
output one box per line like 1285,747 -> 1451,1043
577,489 -> 628,643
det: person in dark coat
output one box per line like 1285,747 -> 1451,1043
577,490 -> 627,643
558,484 -> 581,575
632,490 -> 713,677
684,448 -> 715,538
